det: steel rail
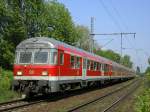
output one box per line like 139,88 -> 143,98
66,79 -> 139,112
101,81 -> 140,112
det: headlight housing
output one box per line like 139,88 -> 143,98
42,71 -> 48,76
17,71 -> 22,76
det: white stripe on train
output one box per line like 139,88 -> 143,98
14,75 -> 133,81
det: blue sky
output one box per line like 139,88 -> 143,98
58,0 -> 150,72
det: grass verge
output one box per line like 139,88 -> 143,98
134,75 -> 150,112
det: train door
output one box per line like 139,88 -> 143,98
101,64 -> 104,76
109,65 -> 112,76
82,58 -> 87,80
58,50 -> 64,77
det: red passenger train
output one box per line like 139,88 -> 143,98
13,37 -> 135,97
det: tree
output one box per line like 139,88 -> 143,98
121,55 -> 133,68
74,25 -> 92,51
96,49 -> 121,63
145,66 -> 150,75
148,57 -> 150,65
0,0 -> 81,69
136,66 -> 140,75
44,1 -> 79,45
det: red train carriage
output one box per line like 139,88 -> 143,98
13,37 -> 135,96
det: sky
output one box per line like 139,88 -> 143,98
57,0 -> 150,72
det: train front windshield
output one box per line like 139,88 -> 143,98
16,49 -> 57,65
18,51 -> 48,64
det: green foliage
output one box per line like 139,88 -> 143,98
0,68 -> 19,102
74,25 -> 91,51
135,75 -> 150,112
121,55 -> 133,68
148,57 -> 150,65
136,66 -> 141,75
0,39 -> 15,69
145,66 -> 150,75
95,49 -> 133,68
44,1 -> 78,44
0,0 -> 80,69
135,89 -> 150,112
96,49 -> 121,63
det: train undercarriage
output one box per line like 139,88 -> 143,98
12,77 -> 133,98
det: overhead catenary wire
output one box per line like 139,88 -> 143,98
98,0 -> 123,32
109,0 -> 129,31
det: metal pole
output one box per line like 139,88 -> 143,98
90,17 -> 94,53
121,33 -> 123,57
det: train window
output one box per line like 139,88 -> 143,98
59,52 -> 64,65
34,52 -> 48,64
90,61 -> 94,70
96,62 -> 99,70
19,52 -> 32,64
76,57 -> 80,68
101,64 -> 105,71
99,63 -> 102,71
83,59 -> 87,69
50,50 -> 57,64
87,60 -> 90,70
71,55 -> 75,68
104,64 -> 109,72
94,62 -> 97,71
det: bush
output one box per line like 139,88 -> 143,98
135,75 -> 150,112
135,89 -> 150,112
0,68 -> 19,102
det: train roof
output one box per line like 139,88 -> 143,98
17,37 -> 134,72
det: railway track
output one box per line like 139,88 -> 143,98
0,98 -> 45,112
101,81 -> 140,112
66,79 -> 140,112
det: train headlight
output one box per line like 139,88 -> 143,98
42,71 -> 48,76
17,71 -> 22,76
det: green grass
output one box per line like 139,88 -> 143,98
0,67 -> 19,102
135,75 -> 150,112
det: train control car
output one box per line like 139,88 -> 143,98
12,37 -> 135,97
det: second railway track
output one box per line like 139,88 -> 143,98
67,79 -> 140,112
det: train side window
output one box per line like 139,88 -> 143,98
50,50 -> 57,65
87,60 -> 90,70
83,59 -> 87,69
70,55 -> 75,68
96,62 -> 99,70
99,63 -> 102,71
59,52 -> 64,65
76,57 -> 80,68
104,64 -> 109,72
90,61 -> 94,70
102,64 -> 105,71
94,62 -> 97,71
104,64 -> 107,72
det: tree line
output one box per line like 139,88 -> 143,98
0,0 -> 133,70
